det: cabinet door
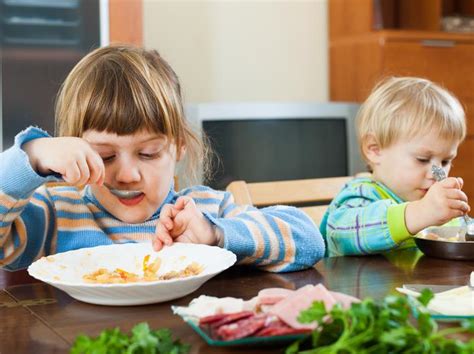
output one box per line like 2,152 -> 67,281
454,138 -> 474,202
382,40 -> 474,135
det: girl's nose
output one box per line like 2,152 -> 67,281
115,159 -> 141,183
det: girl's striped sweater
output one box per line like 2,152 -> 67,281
0,127 -> 325,272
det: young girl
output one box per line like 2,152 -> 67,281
320,77 -> 469,257
0,45 -> 325,272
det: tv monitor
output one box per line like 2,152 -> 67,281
185,102 -> 365,190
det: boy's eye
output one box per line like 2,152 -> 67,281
441,160 -> 452,167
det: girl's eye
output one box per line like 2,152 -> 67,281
139,152 -> 160,159
416,158 -> 430,164
101,155 -> 115,163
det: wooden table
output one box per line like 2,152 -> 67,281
1,249 -> 473,353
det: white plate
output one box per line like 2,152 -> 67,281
27,243 -> 236,306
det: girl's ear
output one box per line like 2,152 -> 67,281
176,145 -> 186,162
362,134 -> 382,165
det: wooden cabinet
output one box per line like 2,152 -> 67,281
109,0 -> 143,45
329,0 -> 474,200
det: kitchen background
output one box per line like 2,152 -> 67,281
0,0 -> 328,149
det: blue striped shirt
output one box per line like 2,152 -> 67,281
0,127 -> 325,272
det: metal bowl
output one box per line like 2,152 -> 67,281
415,226 -> 474,261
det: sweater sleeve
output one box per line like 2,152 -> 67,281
0,127 -> 60,270
182,186 -> 325,273
323,182 -> 412,257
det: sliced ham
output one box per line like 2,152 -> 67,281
257,287 -> 295,305
269,284 -> 337,330
330,291 -> 360,309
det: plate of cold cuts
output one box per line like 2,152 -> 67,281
172,283 -> 360,346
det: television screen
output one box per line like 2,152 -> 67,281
203,118 -> 348,190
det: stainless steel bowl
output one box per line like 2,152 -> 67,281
415,226 -> 474,261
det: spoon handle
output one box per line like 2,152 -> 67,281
431,165 -> 473,238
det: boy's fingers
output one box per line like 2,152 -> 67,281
445,189 -> 468,202
441,177 -> 462,189
447,199 -> 470,213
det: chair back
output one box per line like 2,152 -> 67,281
226,176 -> 352,225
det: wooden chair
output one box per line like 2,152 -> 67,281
226,176 -> 353,225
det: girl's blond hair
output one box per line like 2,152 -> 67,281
55,45 -> 211,185
357,76 -> 466,163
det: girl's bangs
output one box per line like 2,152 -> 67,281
82,72 -> 165,136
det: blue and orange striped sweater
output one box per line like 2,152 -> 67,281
0,127 -> 325,272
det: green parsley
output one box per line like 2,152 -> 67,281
70,322 -> 189,354
286,289 -> 474,353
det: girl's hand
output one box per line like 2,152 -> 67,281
405,177 -> 470,234
153,196 -> 219,251
22,137 -> 105,186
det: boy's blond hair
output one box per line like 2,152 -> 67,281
55,45 -> 210,185
357,76 -> 466,164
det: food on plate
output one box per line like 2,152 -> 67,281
420,232 -> 443,240
397,279 -> 474,317
417,231 -> 460,242
173,284 -> 360,340
83,254 -> 203,284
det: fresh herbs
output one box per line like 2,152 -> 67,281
70,322 -> 189,354
286,289 -> 474,354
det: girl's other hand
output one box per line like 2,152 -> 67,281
153,196 -> 219,251
22,137 -> 105,186
406,177 -> 470,234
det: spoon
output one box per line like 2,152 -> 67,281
104,183 -> 142,199
431,165 -> 474,241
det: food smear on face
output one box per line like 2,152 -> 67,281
82,254 -> 203,283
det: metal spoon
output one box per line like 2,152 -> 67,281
104,183 -> 142,199
431,165 -> 474,241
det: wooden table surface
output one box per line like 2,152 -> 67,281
1,249 -> 473,354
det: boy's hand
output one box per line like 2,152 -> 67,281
405,177 -> 470,234
23,137 -> 105,186
153,196 -> 220,251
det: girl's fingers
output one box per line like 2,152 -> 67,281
152,237 -> 164,251
75,156 -> 91,186
175,232 -> 193,244
63,161 -> 81,185
159,204 -> 177,230
175,196 -> 192,211
86,152 -> 105,185
155,222 -> 173,246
